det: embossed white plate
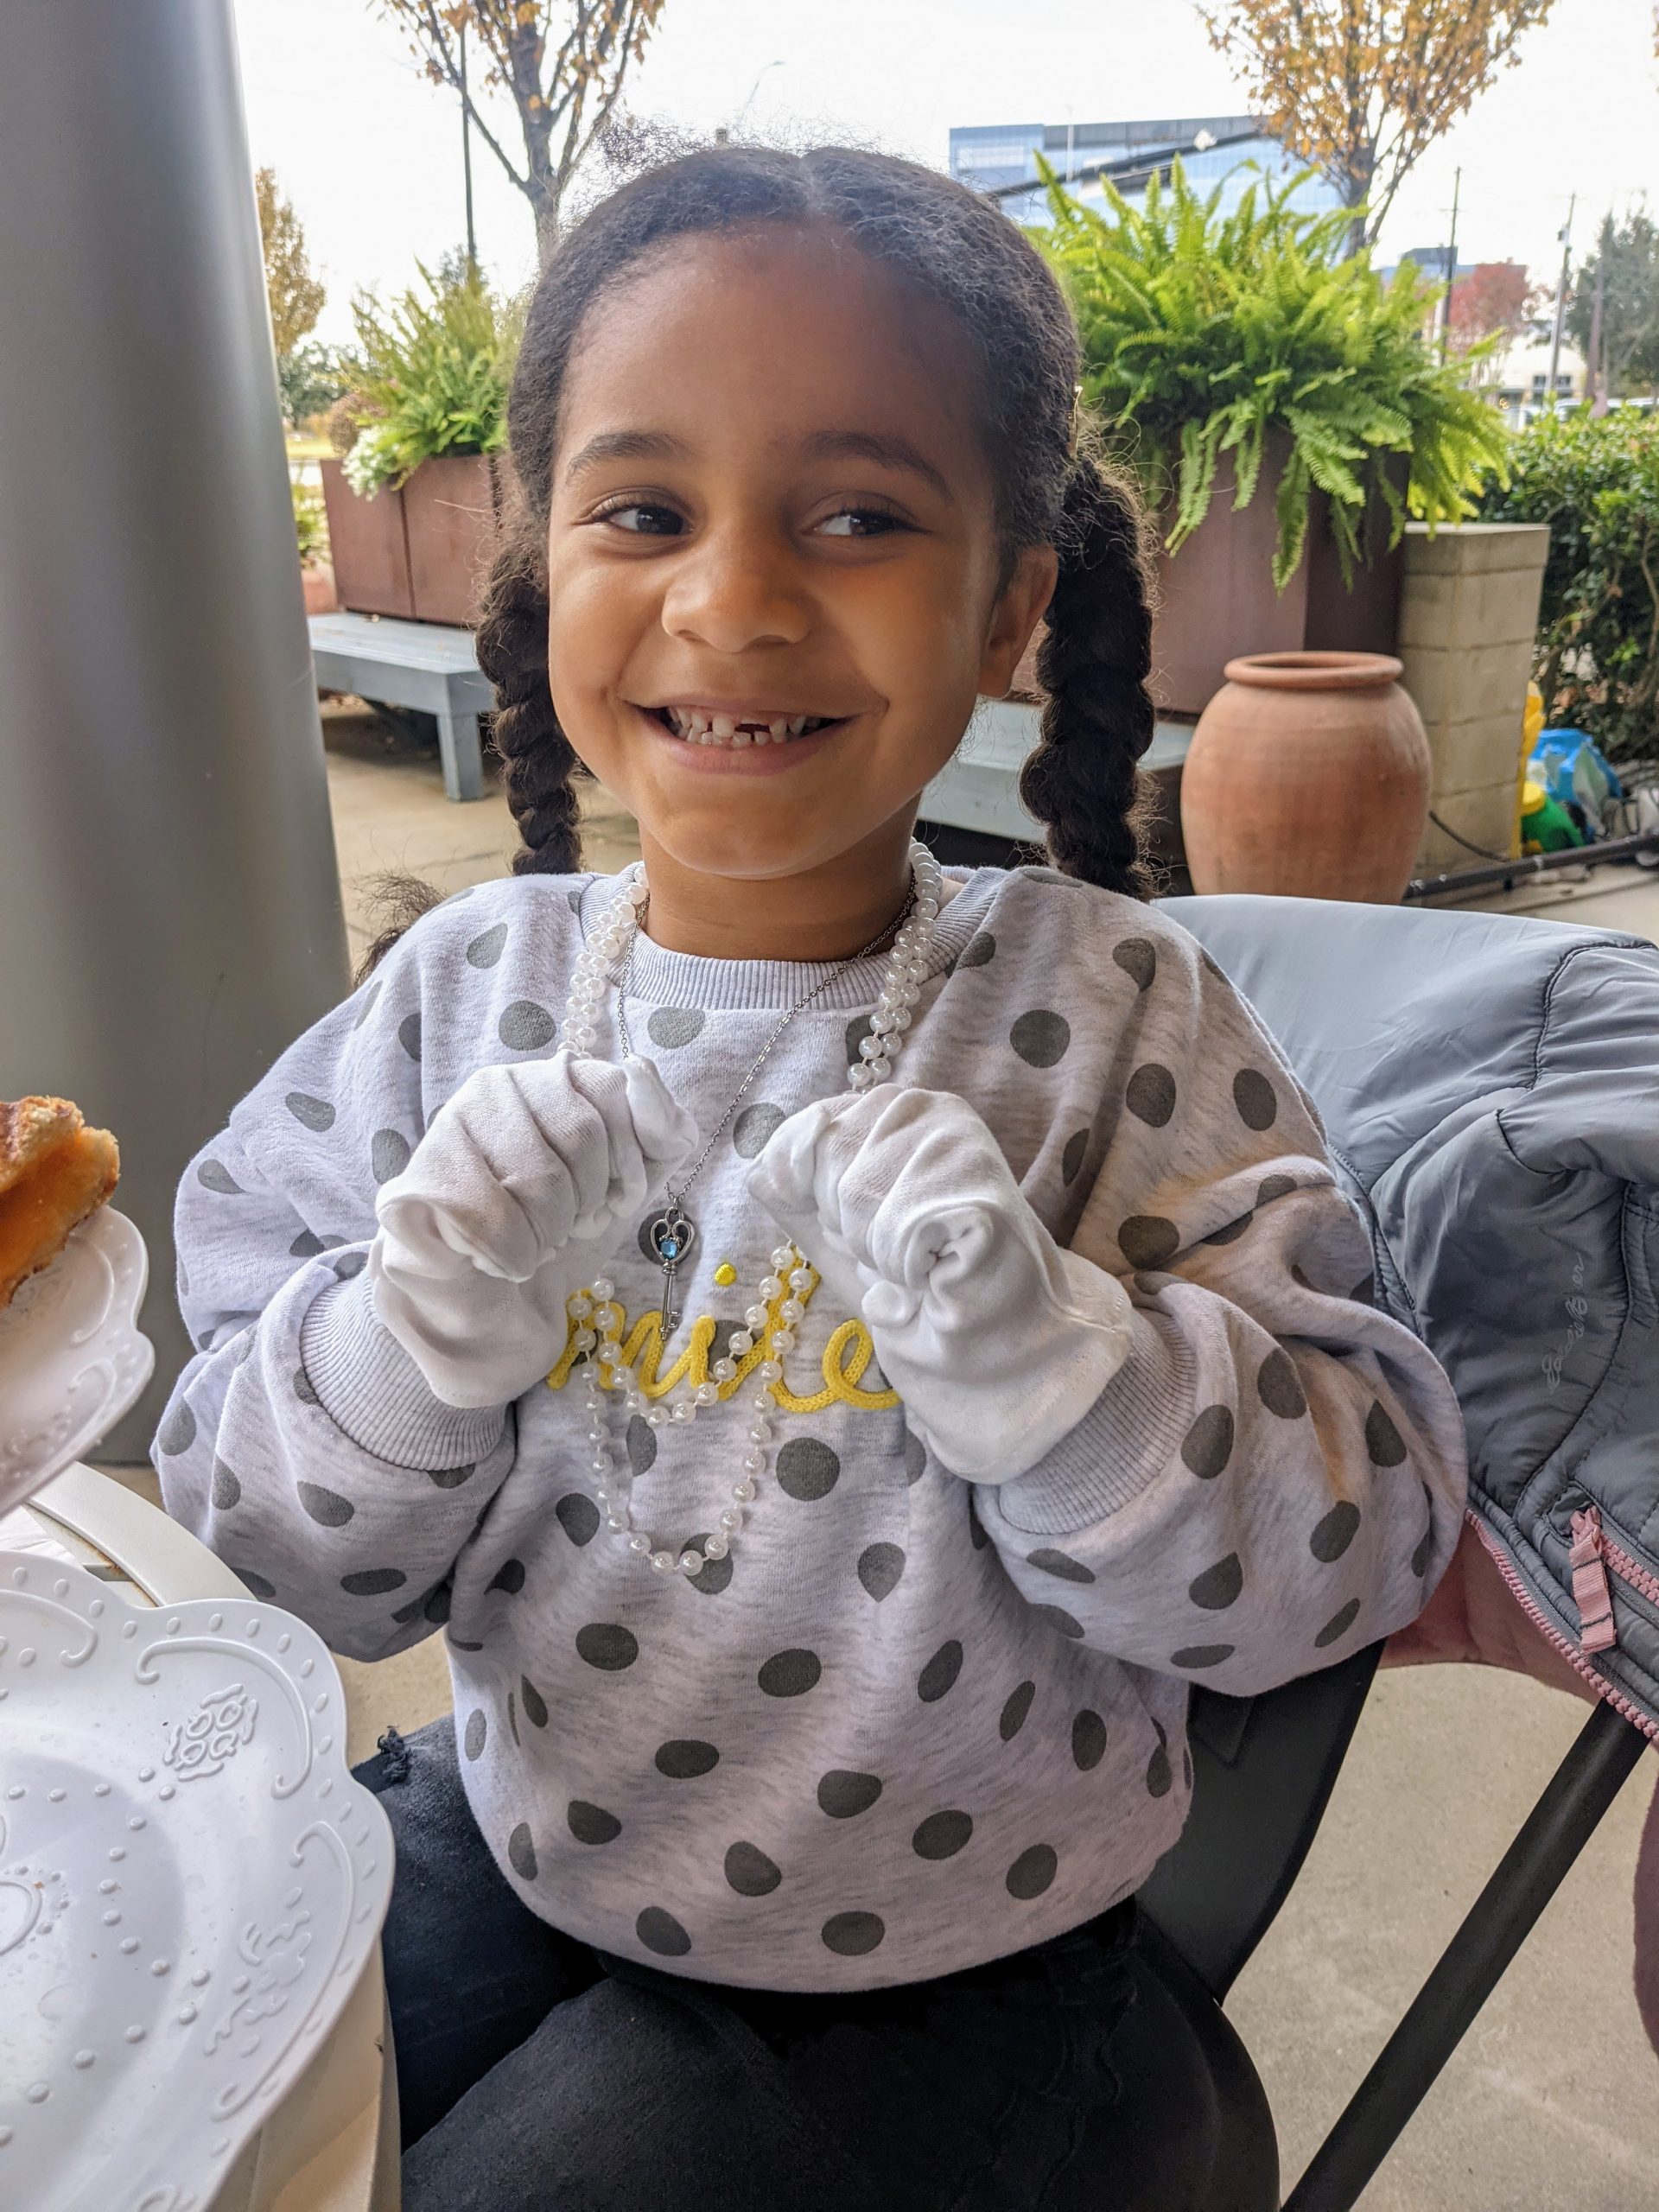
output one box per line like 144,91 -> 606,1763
0,1209 -> 156,1517
0,1554 -> 395,2211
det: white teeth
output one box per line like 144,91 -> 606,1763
658,707 -> 836,748
711,714 -> 735,741
769,719 -> 789,743
731,728 -> 752,747
789,715 -> 807,737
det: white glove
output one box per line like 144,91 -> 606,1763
747,1086 -> 1134,1480
367,1048 -> 698,1408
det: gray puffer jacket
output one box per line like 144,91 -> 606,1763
1166,893 -> 1659,1738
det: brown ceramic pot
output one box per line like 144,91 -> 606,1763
1179,651 -> 1430,903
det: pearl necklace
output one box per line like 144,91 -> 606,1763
558,840 -> 943,1576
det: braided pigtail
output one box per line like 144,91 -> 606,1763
474,528 -> 586,876
1019,448 -> 1160,899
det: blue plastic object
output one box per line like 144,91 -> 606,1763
1529,729 -> 1624,839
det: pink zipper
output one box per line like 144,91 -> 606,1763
1466,1507 -> 1659,1744
1568,1507 -> 1618,1652
1602,1526 -> 1659,1611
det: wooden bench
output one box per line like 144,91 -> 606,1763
308,611 -> 494,802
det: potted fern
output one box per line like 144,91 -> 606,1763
322,258 -> 523,626
1037,162 -> 1509,714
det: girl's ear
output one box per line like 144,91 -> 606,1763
978,543 -> 1058,698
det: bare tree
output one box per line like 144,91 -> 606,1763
1198,1 -> 1557,247
378,2 -> 668,266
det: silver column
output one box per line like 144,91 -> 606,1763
0,0 -> 350,1458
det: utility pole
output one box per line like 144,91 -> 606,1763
460,16 -> 478,267
1586,240 -> 1607,415
1440,167 -> 1462,361
1547,194 -> 1575,413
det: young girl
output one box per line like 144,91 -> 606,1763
156,145 -> 1465,2210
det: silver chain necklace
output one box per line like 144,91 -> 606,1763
616,884 -> 917,1332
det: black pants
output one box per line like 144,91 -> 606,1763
353,1716 -> 1274,2211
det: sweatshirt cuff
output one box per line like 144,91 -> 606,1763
992,1310 -> 1197,1535
298,1271 -> 507,1472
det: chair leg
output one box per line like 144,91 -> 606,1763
1284,1699 -> 1650,2212
435,709 -> 485,802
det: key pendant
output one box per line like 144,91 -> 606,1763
647,1204 -> 696,1332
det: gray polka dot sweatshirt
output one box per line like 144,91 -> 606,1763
153,865 -> 1466,1992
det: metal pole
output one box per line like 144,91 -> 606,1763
1587,226 -> 1608,416
1440,167 -> 1460,361
1547,194 -> 1575,410
461,19 -> 478,267
1285,1700 -> 1649,2212
0,0 -> 350,1459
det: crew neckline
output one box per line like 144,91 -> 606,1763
570,867 -> 1001,1013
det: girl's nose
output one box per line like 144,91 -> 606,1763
661,530 -> 810,654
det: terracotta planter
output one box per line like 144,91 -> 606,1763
321,453 -> 505,626
1179,651 -> 1430,903
301,560 -> 338,615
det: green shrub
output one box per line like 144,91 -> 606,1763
292,479 -> 326,563
1480,406 -> 1659,761
340,259 -> 524,498
1038,159 -> 1511,588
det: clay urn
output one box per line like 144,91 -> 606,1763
1179,651 -> 1430,903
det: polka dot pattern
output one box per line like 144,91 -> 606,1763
1411,1484 -> 1435,1577
569,1801 -> 621,1846
1171,1643 -> 1235,1669
499,1001 -> 556,1052
733,1102 -> 787,1158
464,1709 -> 487,1760
353,981 -> 382,1029
1061,1128 -> 1090,1185
856,1542 -> 905,1601
1071,1711 -> 1108,1770
912,1809 -> 973,1859
1125,1064 -> 1177,1127
488,1559 -> 527,1594
1257,1174 -> 1297,1206
157,1402 -> 196,1456
210,1459 -> 240,1510
677,1534 -> 733,1596
1027,1548 -> 1096,1586
648,1007 -> 706,1048
289,1230 -> 324,1259
1006,1845 -> 1058,1899
197,1160 -> 244,1196
917,1641 -> 963,1701
398,1012 -> 423,1061
1011,1009 -> 1071,1067
238,1570 -> 276,1601
1257,1350 -> 1308,1420
1315,1598 -> 1362,1649
371,1130 -> 411,1184
428,1462 -> 474,1489
958,932 -> 996,969
507,1824 -> 538,1881
466,924 -> 507,968
656,1739 -> 719,1778
556,1493 -> 600,1546
1311,1502 -> 1361,1562
1113,938 -> 1156,991
341,1568 -> 406,1597
638,1907 -> 691,1956
1182,1406 -> 1234,1479
298,1481 -> 353,1528
1119,1216 -> 1180,1269
333,1249 -> 367,1280
285,1092 -> 334,1132
759,1649 -> 820,1697
777,1438 -> 840,1501
1187,1554 -> 1243,1611
576,1623 -> 638,1671
520,1676 -> 549,1728
626,1418 -> 657,1476
1029,1604 -> 1085,1640
818,1771 -> 883,1818
1147,1720 -> 1173,1798
1365,1402 -> 1408,1466
822,1911 -> 884,1956
1233,1070 -> 1279,1131
726,1842 -> 782,1896
1000,1681 -> 1035,1739
902,1431 -> 927,1485
292,1370 -> 320,1407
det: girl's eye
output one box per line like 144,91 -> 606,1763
596,502 -> 684,536
817,507 -> 908,539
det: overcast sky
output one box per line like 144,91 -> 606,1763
232,0 -> 1659,346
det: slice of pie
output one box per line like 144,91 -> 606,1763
0,1096 -> 122,1313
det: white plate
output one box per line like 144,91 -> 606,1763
0,1209 -> 155,1517
0,1553 -> 395,2211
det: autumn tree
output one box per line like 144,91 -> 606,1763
1197,2 -> 1558,246
1568,212 -> 1659,397
256,167 -> 326,357
378,2 -> 667,267
1447,262 -> 1535,354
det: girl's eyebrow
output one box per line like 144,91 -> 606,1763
800,429 -> 953,502
563,425 -> 953,503
564,429 -> 694,482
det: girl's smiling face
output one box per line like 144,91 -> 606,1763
543,225 -> 1056,911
